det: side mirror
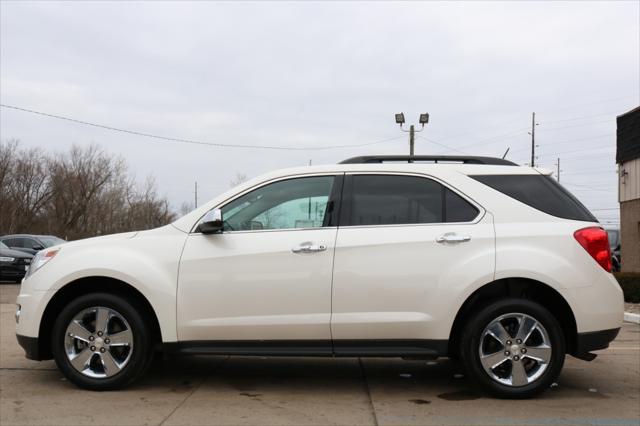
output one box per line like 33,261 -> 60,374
197,209 -> 224,234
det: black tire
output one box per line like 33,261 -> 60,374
459,298 -> 565,399
52,292 -> 153,390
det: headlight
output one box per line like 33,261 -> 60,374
25,248 -> 61,278
0,256 -> 15,262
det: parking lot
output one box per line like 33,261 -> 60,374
1,283 -> 638,426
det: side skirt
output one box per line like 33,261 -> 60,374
163,339 -> 448,358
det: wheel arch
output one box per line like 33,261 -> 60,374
448,277 -> 578,358
37,276 -> 162,360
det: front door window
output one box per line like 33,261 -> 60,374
221,176 -> 334,231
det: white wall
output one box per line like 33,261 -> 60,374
619,157 -> 640,202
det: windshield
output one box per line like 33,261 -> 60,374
0,241 -> 8,249
606,230 -> 619,248
39,236 -> 66,247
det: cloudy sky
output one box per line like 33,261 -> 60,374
1,1 -> 638,224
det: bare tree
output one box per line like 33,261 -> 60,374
0,141 -> 176,240
0,141 -> 52,233
179,201 -> 194,216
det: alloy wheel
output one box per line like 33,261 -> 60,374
478,312 -> 552,387
64,306 -> 134,379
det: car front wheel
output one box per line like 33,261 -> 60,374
460,298 -> 566,398
52,292 -> 153,390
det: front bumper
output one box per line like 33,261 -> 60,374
573,327 -> 620,361
0,264 -> 28,280
16,334 -> 42,360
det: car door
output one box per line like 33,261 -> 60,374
178,174 -> 343,348
331,173 -> 495,353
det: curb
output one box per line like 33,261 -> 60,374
624,312 -> 640,324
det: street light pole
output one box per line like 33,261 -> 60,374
409,124 -> 415,157
395,113 -> 429,160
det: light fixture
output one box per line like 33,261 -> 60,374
395,113 -> 405,125
419,113 -> 429,124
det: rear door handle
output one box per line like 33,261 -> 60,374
436,233 -> 471,243
291,243 -> 327,254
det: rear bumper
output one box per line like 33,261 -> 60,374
573,328 -> 620,361
16,334 -> 42,360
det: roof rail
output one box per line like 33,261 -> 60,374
339,155 -> 518,166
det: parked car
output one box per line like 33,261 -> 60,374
0,241 -> 33,282
605,226 -> 621,272
15,155 -> 623,398
0,234 -> 67,255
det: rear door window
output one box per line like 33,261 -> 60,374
342,174 -> 479,226
471,174 -> 596,222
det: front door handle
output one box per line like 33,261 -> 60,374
436,233 -> 471,243
291,243 -> 327,254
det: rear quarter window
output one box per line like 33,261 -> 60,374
471,174 -> 597,222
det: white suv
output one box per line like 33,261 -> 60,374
15,155 -> 623,398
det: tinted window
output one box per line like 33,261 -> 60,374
23,238 -> 40,249
471,174 -> 596,222
221,176 -> 335,231
39,237 -> 65,247
1,238 -> 16,247
445,188 -> 480,222
4,238 -> 27,248
344,175 -> 478,226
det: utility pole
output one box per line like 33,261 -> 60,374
555,157 -> 561,182
194,181 -> 198,208
530,112 -> 536,167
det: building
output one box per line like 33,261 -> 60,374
617,106 -> 640,273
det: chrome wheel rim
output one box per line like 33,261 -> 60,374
64,306 -> 134,378
479,313 -> 552,387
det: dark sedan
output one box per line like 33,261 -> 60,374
0,234 -> 66,255
0,241 -> 33,282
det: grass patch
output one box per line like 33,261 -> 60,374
614,272 -> 640,303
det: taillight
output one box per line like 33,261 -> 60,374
573,227 -> 612,272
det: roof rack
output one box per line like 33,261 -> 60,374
339,155 -> 517,166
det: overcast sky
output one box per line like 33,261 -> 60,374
1,1 -> 638,224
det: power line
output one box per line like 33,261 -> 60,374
0,103 -> 405,151
537,118 -> 613,132
545,146 -> 613,157
510,134 -> 613,154
562,169 -> 617,176
539,111 -> 617,125
429,96 -> 632,144
537,95 -> 637,113
461,118 -> 616,156
439,117 -> 613,154
430,127 -> 531,155
415,135 -> 470,154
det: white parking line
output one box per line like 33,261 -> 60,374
623,312 -> 640,324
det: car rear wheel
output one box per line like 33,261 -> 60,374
460,298 -> 565,398
52,292 -> 153,390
